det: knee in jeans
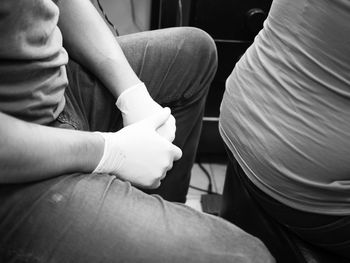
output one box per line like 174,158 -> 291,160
180,27 -> 217,61
182,27 -> 217,69
177,27 -> 218,99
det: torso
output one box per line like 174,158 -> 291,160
0,0 -> 68,124
219,0 -> 350,215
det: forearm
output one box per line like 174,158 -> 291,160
0,112 -> 104,183
57,0 -> 140,98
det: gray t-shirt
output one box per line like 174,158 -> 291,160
219,0 -> 350,215
0,0 -> 68,124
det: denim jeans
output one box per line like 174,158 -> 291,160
0,27 -> 274,263
223,149 -> 350,261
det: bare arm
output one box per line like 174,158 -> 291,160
57,0 -> 141,98
0,111 -> 104,183
56,0 -> 176,140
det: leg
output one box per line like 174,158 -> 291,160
0,174 -> 274,263
221,150 -> 350,261
116,27 -> 217,202
63,27 -> 217,202
220,155 -> 308,263
247,176 -> 350,260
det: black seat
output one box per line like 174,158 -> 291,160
220,160 -> 349,263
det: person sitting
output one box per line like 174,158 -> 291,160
0,0 -> 274,262
219,0 -> 350,261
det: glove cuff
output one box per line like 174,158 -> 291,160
92,132 -> 125,174
115,82 -> 151,112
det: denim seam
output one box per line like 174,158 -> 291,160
57,114 -> 79,130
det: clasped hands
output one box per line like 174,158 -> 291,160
93,83 -> 182,189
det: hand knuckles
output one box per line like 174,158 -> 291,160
149,178 -> 161,189
167,163 -> 173,171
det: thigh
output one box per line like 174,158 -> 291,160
0,175 -> 273,263
63,59 -> 123,132
117,27 -> 217,106
240,163 -> 350,259
60,27 -> 218,202
117,27 -> 217,202
63,27 -> 217,132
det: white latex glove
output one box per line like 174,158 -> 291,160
116,82 -> 176,142
93,108 -> 182,189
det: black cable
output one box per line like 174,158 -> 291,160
189,185 -> 212,193
96,0 -> 120,36
197,162 -> 214,194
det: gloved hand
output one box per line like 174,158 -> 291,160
116,82 -> 176,142
93,108 -> 182,189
